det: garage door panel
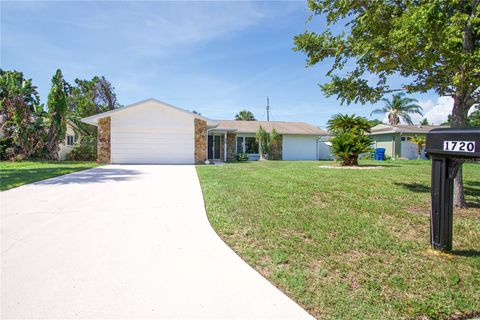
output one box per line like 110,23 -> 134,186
111,126 -> 194,164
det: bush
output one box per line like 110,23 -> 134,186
328,114 -> 373,166
235,153 -> 249,161
67,136 -> 96,161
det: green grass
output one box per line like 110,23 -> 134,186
0,161 -> 99,191
196,160 -> 480,319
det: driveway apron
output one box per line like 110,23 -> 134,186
1,165 -> 312,319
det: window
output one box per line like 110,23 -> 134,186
236,136 -> 259,154
67,135 -> 74,146
236,137 -> 244,154
244,137 -> 258,154
401,137 -> 406,141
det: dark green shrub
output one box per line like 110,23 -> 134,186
67,136 -> 96,161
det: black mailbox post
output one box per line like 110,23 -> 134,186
426,128 -> 480,251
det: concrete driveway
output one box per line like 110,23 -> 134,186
1,165 -> 312,319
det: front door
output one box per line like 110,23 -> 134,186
214,135 -> 221,159
208,135 -> 222,160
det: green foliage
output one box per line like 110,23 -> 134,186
256,125 -> 269,159
420,118 -> 429,125
368,119 -> 383,127
293,0 -> 479,127
67,136 -> 97,161
67,75 -> 122,135
46,69 -> 68,159
268,128 -> 282,160
0,70 -> 47,159
235,152 -> 249,161
235,110 -> 256,121
371,93 -> 423,125
327,114 -> 373,166
410,135 -> 427,159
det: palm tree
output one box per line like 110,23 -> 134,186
410,135 -> 426,160
235,110 -> 256,121
370,93 -> 423,125
327,114 -> 373,166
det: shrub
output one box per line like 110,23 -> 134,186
235,153 -> 249,161
327,114 -> 373,166
67,136 -> 96,161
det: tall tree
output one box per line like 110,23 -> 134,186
0,70 -> 46,159
370,93 -> 423,125
294,0 -> 479,207
68,76 -> 122,134
235,110 -> 256,121
46,69 -> 68,159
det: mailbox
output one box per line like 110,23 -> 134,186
426,127 -> 480,251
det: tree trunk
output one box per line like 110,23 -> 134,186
451,95 -> 469,208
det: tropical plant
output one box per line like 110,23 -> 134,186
268,128 -> 282,160
370,94 -> 423,125
235,110 -> 256,121
410,135 -> 426,160
327,114 -> 373,166
256,125 -> 268,160
46,69 -> 68,159
420,118 -> 429,125
0,70 -> 46,160
293,0 -> 479,207
67,135 -> 96,161
235,153 -> 249,161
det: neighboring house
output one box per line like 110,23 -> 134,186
369,124 -> 448,159
81,98 -> 329,164
58,121 -> 88,160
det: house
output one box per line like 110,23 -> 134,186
58,121 -> 88,160
81,98 -> 329,164
369,124 -> 448,159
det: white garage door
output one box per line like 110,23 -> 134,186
109,101 -> 195,164
282,135 -> 319,160
111,127 -> 194,164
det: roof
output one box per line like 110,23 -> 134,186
67,120 -> 89,135
214,120 -> 328,135
370,124 -> 449,135
81,98 -> 215,126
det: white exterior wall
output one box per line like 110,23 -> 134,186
282,135 -> 319,161
58,124 -> 80,160
401,141 -> 426,160
110,101 -> 195,164
317,141 -> 333,160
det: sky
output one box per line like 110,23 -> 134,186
1,0 -> 453,128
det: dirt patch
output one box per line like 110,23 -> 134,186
319,165 -> 384,170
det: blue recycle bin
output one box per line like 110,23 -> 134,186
375,148 -> 385,161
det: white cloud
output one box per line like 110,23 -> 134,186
415,96 -> 454,125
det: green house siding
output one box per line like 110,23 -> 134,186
371,133 -> 401,159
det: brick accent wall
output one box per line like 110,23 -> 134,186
194,118 -> 207,164
97,117 -> 111,163
226,133 -> 236,161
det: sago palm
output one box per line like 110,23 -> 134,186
370,93 -> 423,125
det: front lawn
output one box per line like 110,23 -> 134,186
196,160 -> 480,319
0,161 -> 99,191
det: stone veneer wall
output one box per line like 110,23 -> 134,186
97,117 -> 111,163
226,133 -> 236,161
194,118 -> 207,164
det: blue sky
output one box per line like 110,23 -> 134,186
1,1 -> 451,128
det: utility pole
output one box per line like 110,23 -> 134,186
266,96 -> 270,122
